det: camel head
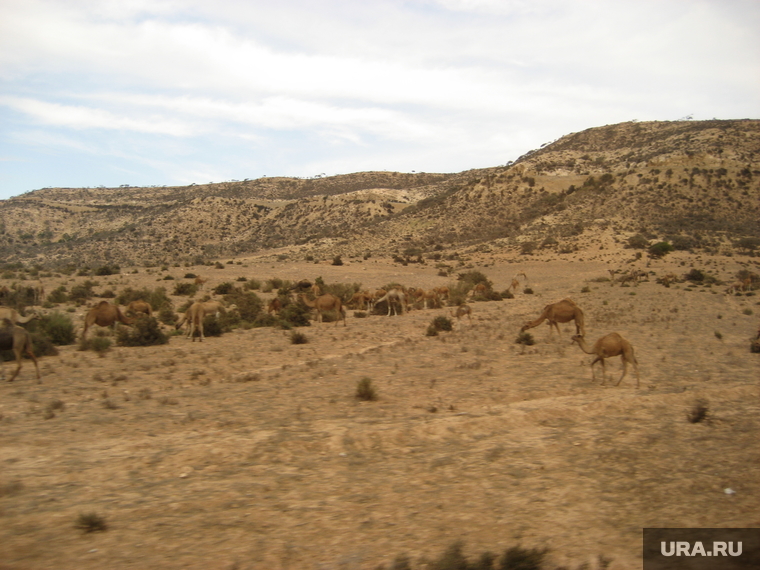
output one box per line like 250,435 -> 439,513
570,334 -> 584,345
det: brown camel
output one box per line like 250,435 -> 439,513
521,299 -> 586,339
348,291 -> 371,310
194,276 -> 207,290
0,318 -> 41,383
450,304 -> 472,323
267,297 -> 282,315
182,302 -> 208,341
0,307 -> 39,325
373,289 -> 406,316
82,301 -> 133,338
434,286 -> 450,301
175,300 -> 225,335
471,283 -> 488,298
571,333 -> 640,388
509,272 -> 528,293
126,300 -> 153,317
298,293 -> 346,326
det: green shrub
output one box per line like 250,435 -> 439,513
69,281 -> 96,303
94,265 -> 120,276
425,325 -> 439,337
516,332 -> 535,345
80,334 -> 112,354
431,316 -> 453,332
626,234 -> 649,249
47,286 -> 68,304
116,316 -> 168,347
279,303 -> 312,327
648,241 -> 674,259
173,282 -> 198,296
213,282 -> 235,295
36,312 -> 76,345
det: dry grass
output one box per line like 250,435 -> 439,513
0,252 -> 758,569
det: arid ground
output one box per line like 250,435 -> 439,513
1,250 -> 758,570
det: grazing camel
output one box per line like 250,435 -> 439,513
413,289 -> 439,310
521,299 -> 586,339
126,300 -> 152,317
298,293 -> 347,326
373,289 -> 406,316
0,318 -> 40,383
181,302 -> 209,341
267,297 -> 282,315
175,300 -> 226,332
348,291 -> 371,310
368,289 -> 387,312
450,304 -> 472,323
0,307 -> 39,325
433,286 -> 450,301
470,283 -> 488,298
194,276 -> 207,290
82,301 -> 133,339
571,333 -> 640,388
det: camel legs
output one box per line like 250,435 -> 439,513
6,346 -> 40,383
614,358 -> 640,388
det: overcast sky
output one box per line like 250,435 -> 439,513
1,0 -> 758,200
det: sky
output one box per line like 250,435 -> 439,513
1,0 -> 758,200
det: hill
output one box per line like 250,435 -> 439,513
0,119 -> 758,268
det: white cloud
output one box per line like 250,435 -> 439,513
0,0 -> 758,198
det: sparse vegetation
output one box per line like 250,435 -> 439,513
75,512 -> 108,533
356,377 -> 378,401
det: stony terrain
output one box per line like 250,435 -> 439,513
0,248 -> 758,570
1,120 -> 758,268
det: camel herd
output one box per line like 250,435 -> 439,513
4,264 -> 759,386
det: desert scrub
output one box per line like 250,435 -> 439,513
79,333 -> 112,354
515,331 -> 535,345
290,331 -> 308,345
34,312 -> 76,345
75,512 -> 108,533
356,377 -> 378,401
431,316 -> 453,332
116,316 -> 168,347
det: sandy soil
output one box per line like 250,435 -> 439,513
0,252 -> 758,570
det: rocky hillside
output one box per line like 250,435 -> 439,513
1,119 -> 758,267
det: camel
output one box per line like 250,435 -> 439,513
450,304 -> 472,323
373,289 -> 406,316
0,318 -> 40,383
726,281 -> 746,294
509,272 -> 528,293
348,291 -> 371,310
34,281 -> 45,305
82,301 -> 133,338
571,333 -> 640,388
298,293 -> 346,326
521,299 -> 586,339
175,300 -> 225,332
181,302 -> 209,341
470,283 -> 488,298
422,290 -> 441,309
0,307 -> 39,325
433,286 -> 450,301
194,276 -> 207,290
126,300 -> 153,317
267,297 -> 282,315
368,289 -> 387,312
